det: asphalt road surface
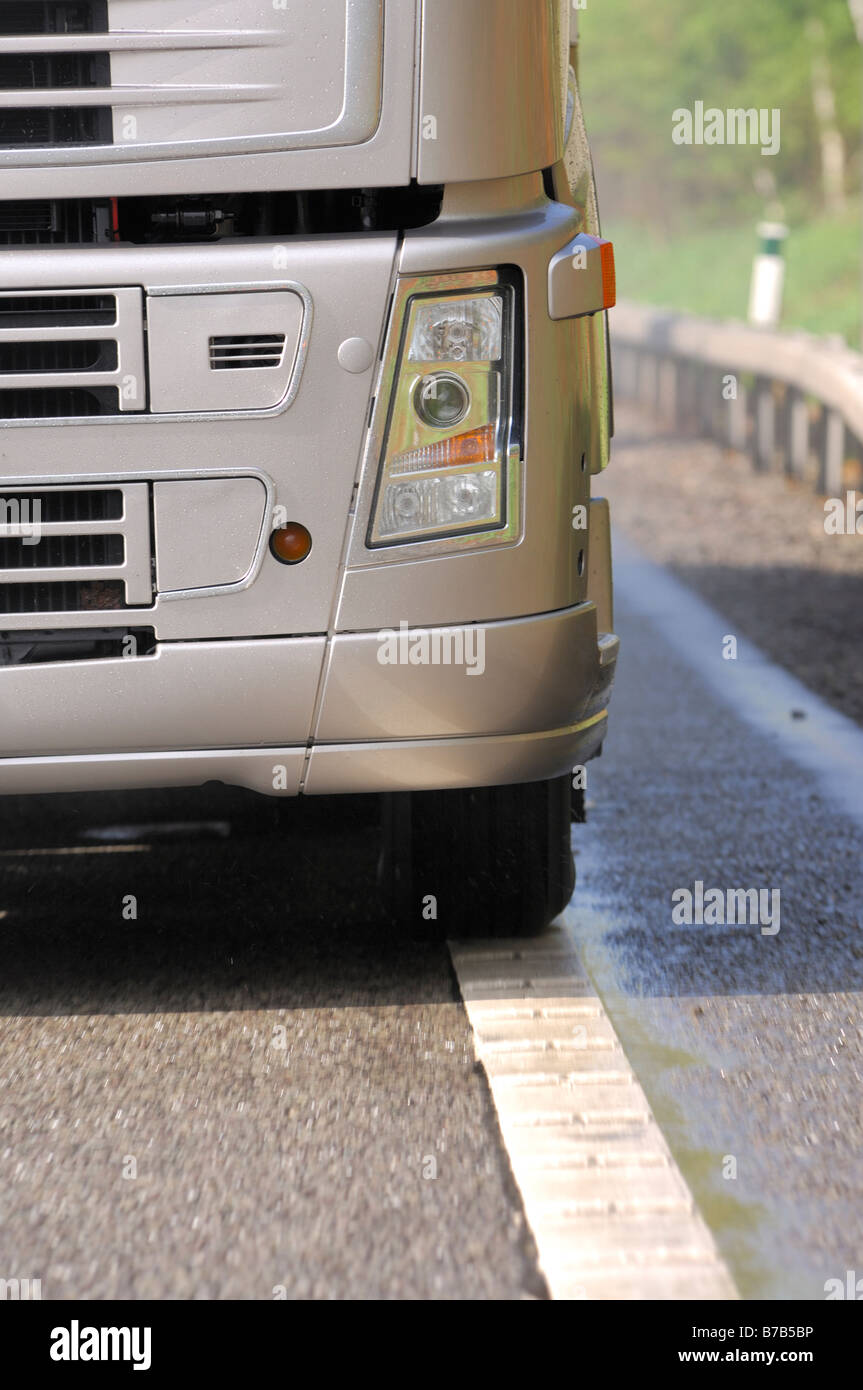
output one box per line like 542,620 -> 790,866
0,791 -> 545,1300
567,537 -> 863,1301
1,411 -> 862,1300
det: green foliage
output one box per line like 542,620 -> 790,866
612,209 -> 861,343
580,0 -> 861,229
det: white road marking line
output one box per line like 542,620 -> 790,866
450,936 -> 738,1301
0,845 -> 151,856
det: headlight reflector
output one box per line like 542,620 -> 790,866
379,470 -> 498,539
407,293 -> 503,363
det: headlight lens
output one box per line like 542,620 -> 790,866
407,294 -> 503,363
413,371 -> 471,429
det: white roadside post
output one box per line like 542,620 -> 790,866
748,221 -> 788,329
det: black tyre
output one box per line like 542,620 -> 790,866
379,773 -> 575,939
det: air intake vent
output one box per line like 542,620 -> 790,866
0,386 -> 112,417
0,4 -> 108,36
0,482 -> 152,613
0,339 -> 117,373
0,199 -> 107,244
209,334 -> 287,370
0,52 -> 109,89
0,293 -> 115,326
0,533 -> 124,568
0,286 -> 145,417
0,106 -> 111,147
0,579 -> 126,613
19,488 -> 122,521
0,624 -> 156,666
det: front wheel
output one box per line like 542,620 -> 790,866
379,774 -> 575,939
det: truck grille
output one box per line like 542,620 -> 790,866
0,482 -> 153,612
0,0 -> 384,163
0,2 -> 110,146
0,287 -> 145,416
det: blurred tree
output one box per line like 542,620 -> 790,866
580,0 -> 860,232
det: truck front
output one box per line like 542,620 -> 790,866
0,0 -> 617,935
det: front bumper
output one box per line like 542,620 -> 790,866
0,602 -> 617,797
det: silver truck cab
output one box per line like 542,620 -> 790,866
0,0 -> 617,937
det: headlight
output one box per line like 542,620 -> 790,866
368,281 -> 517,548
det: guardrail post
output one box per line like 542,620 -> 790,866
755,379 -> 776,471
705,367 -> 724,440
774,383 -> 790,473
821,409 -> 845,495
697,365 -> 713,437
638,352 -> 658,411
658,358 -> 677,423
617,345 -> 635,398
788,392 -> 810,479
678,361 -> 697,432
727,380 -> 749,452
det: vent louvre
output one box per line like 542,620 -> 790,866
209,334 -> 287,370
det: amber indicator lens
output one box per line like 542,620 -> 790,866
270,523 -> 312,565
